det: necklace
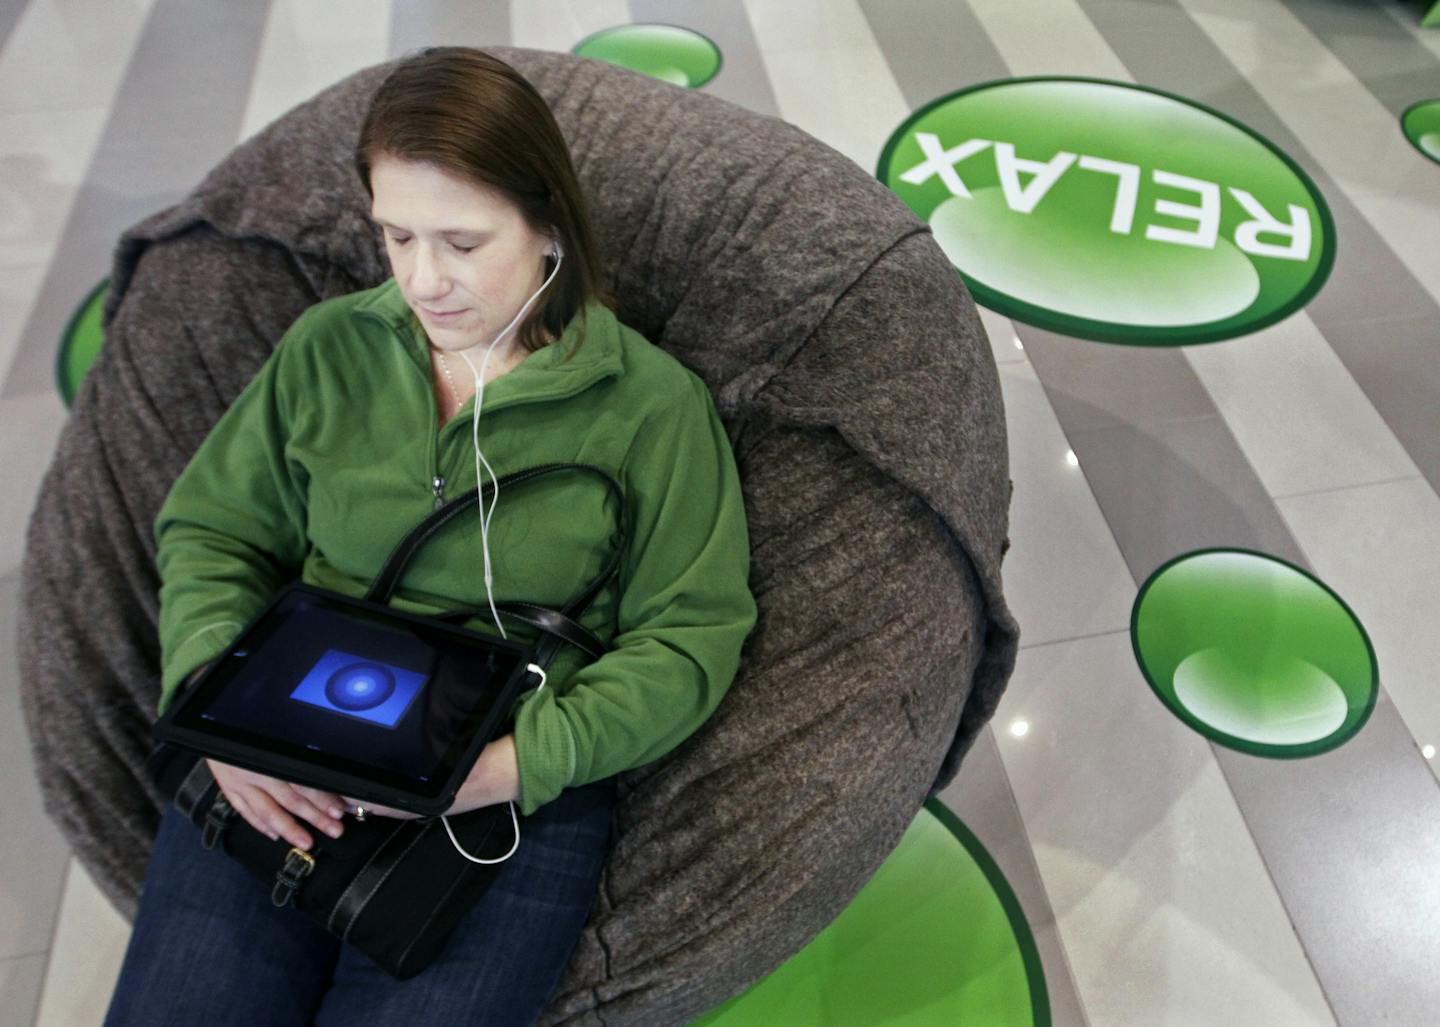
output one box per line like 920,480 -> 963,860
433,347 -> 463,409
433,341 -> 529,411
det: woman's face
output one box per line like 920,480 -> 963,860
369,154 -> 554,356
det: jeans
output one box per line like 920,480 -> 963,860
105,778 -> 614,1027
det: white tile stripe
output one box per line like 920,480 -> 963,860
509,0 -> 630,54
34,860 -> 127,1027
0,954 -> 47,1027
1274,477 -> 1440,774
239,0 -> 391,144
962,0 -> 1128,80
995,631 -> 1338,1027
1182,323 -> 1421,502
737,0 -> 906,171
1178,0 -> 1440,306
0,0 -> 159,118
992,345 -> 1140,651
1379,0 -> 1440,62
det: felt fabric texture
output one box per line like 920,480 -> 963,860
17,48 -> 1018,1025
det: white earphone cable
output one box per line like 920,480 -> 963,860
435,666 -> 546,863
454,246 -> 563,640
442,799 -> 521,864
442,247 -> 562,866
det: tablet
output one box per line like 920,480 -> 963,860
153,583 -> 536,817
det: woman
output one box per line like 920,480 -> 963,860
105,47 -> 756,1025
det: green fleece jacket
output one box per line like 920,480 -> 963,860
154,279 -> 756,814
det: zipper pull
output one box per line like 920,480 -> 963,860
432,474 -> 446,509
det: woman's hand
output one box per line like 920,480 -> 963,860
207,759 -> 347,850
342,734 -> 520,821
447,734 -> 520,815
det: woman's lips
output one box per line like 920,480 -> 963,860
420,305 -> 466,321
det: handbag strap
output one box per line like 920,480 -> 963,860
363,463 -> 628,669
430,601 -> 604,662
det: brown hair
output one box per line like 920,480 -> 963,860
355,47 -> 610,354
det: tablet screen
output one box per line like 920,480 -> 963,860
165,585 -> 530,802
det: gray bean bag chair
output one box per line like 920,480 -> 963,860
18,48 -> 1017,1025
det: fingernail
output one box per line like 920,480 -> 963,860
266,830 -> 279,842
329,807 -> 344,819
326,824 -> 342,839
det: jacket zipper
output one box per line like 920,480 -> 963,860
363,305 -> 612,509
405,329 -> 443,511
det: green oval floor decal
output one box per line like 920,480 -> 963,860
1132,549 -> 1378,757
572,24 -> 722,88
57,279 -> 108,409
877,77 -> 1335,346
1401,99 -> 1440,165
692,800 -> 1050,1026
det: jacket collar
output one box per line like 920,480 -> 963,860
353,278 -> 625,401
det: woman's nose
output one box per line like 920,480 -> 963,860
407,244 -> 448,298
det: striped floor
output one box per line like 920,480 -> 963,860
3,1 -> 1438,1024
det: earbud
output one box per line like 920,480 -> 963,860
550,239 -> 564,261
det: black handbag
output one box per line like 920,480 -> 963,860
147,462 -> 626,980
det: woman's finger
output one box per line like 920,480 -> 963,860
216,781 -> 272,841
208,760 -> 318,848
223,789 -> 266,839
291,785 -> 347,820
251,789 -> 313,850
269,783 -> 344,840
231,786 -> 313,849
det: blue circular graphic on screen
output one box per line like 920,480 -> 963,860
325,662 -> 397,711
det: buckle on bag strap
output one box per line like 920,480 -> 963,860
175,759 -> 217,820
201,795 -> 235,850
272,847 -> 316,908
